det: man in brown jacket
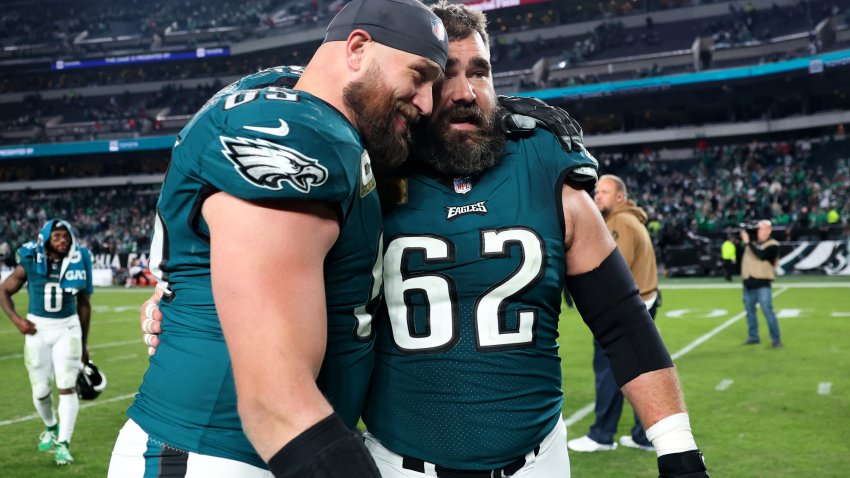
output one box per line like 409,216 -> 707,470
568,174 -> 660,453
740,220 -> 782,348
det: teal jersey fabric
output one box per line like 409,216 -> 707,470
17,240 -> 93,319
128,67 -> 383,468
363,128 -> 598,469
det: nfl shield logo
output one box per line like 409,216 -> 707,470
431,18 -> 446,41
453,176 -> 472,194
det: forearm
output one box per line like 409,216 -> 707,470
621,367 -> 686,430
0,290 -> 21,322
77,299 -> 91,348
206,192 -> 340,462
746,243 -> 777,262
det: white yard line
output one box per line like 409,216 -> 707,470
818,382 -> 832,395
661,282 -> 850,290
715,379 -> 734,391
0,339 -> 142,361
0,393 -> 136,427
565,287 -> 788,427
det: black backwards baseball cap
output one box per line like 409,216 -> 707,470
324,0 -> 449,69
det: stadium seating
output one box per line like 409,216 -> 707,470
1,0 -> 848,279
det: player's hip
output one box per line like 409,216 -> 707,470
364,415 -> 568,477
109,419 -> 271,477
24,314 -> 81,349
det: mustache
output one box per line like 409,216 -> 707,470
398,102 -> 420,125
442,104 -> 487,126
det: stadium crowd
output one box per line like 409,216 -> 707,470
4,0 -> 846,96
598,139 -> 850,246
0,187 -> 158,263
0,139 -> 846,267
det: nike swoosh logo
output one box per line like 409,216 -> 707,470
244,119 -> 290,137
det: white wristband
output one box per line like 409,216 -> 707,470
645,412 -> 698,457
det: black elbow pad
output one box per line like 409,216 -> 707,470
565,248 -> 673,386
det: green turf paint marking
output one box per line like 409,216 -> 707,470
715,379 -> 734,391
565,287 -> 789,428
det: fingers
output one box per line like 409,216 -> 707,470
143,333 -> 160,356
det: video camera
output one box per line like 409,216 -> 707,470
739,222 -> 759,236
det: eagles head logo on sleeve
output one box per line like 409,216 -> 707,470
219,136 -> 328,193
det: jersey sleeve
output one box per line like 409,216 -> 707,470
79,247 -> 94,295
528,128 -> 599,192
15,243 -> 36,272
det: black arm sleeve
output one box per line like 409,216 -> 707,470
268,413 -> 380,478
748,243 -> 778,262
565,248 -> 674,386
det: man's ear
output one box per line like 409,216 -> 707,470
345,29 -> 372,72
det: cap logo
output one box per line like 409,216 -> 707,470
431,18 -> 446,42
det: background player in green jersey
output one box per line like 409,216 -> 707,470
109,0 -> 447,477
361,2 -> 709,477
1,219 -> 94,466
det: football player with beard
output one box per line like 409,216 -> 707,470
107,0 -> 447,477
361,2 -> 710,477
1,219 -> 94,466
134,2 -> 710,476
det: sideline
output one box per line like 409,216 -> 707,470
564,287 -> 789,427
661,282 -> 850,290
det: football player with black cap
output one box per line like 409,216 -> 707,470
108,0 -> 448,477
132,1 -> 709,476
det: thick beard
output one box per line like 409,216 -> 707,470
411,103 -> 505,177
343,66 -> 416,175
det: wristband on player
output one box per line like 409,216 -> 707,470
268,413 -> 380,478
645,412 -> 698,457
647,414 -> 708,477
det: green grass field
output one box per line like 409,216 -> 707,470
1,278 -> 849,477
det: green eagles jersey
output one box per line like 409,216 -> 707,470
363,128 -> 598,469
128,67 -> 383,468
17,242 -> 93,319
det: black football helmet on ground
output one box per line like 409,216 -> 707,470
77,360 -> 107,400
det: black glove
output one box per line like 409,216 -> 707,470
658,450 -> 709,478
497,95 -> 584,153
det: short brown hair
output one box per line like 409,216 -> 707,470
599,174 -> 628,198
431,0 -> 490,48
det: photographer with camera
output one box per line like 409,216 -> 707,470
740,220 -> 783,348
